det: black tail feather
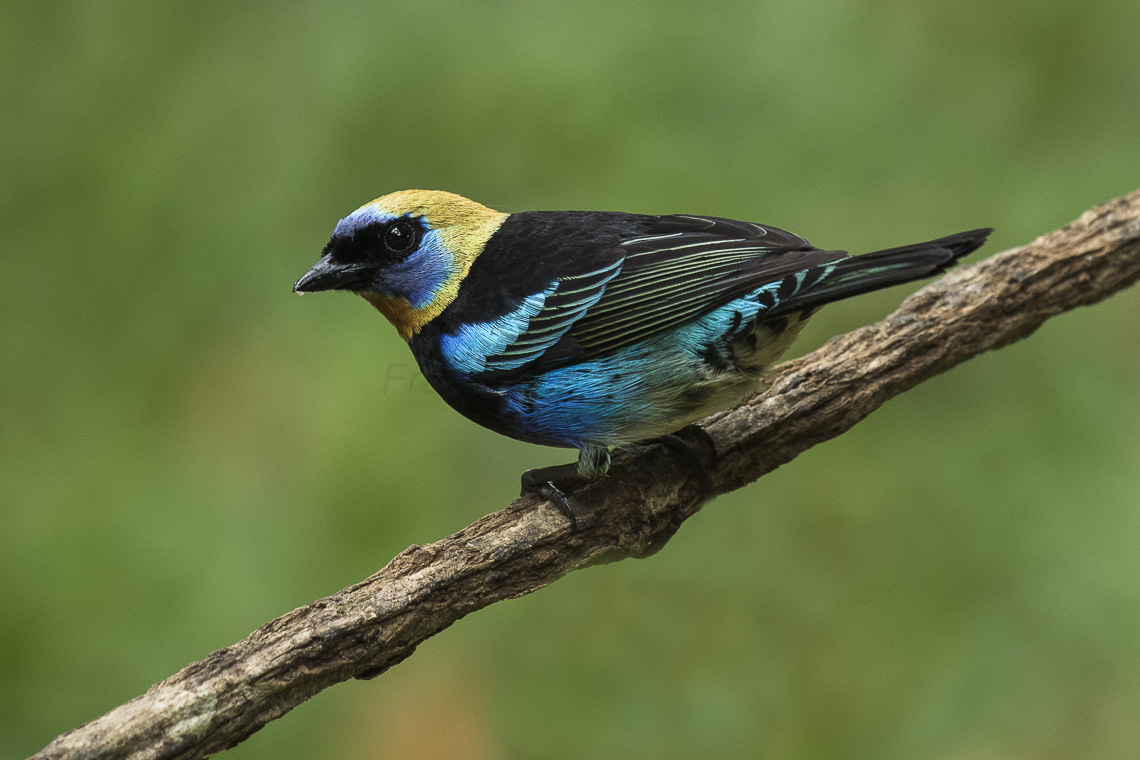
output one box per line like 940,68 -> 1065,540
770,228 -> 993,315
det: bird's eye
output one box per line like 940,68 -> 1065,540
383,221 -> 419,255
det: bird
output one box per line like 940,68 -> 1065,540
295,190 -> 991,527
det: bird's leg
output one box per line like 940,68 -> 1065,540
653,423 -> 719,499
520,444 -> 610,531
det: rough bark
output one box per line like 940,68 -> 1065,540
32,190 -> 1140,760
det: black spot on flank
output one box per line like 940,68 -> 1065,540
699,341 -> 730,369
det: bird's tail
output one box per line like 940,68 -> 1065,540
769,228 -> 993,315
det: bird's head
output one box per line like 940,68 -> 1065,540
295,190 -> 508,339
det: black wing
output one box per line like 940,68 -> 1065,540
564,214 -> 842,358
458,212 -> 844,379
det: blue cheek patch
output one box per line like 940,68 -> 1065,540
388,230 -> 454,309
332,218 -> 456,309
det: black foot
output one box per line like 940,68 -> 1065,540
521,463 -> 581,531
680,423 -> 718,461
653,423 -> 719,499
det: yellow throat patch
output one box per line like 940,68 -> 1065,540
358,190 -> 508,340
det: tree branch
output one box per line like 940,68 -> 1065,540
32,190 -> 1140,760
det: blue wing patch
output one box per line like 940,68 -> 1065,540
440,283 -> 559,375
440,259 -> 624,376
484,259 -> 623,371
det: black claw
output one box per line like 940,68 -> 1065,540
680,423 -> 718,461
521,464 -> 582,530
537,481 -> 578,531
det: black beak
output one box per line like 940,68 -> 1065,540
293,256 -> 368,293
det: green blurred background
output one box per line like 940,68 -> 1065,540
2,1 -> 1139,758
